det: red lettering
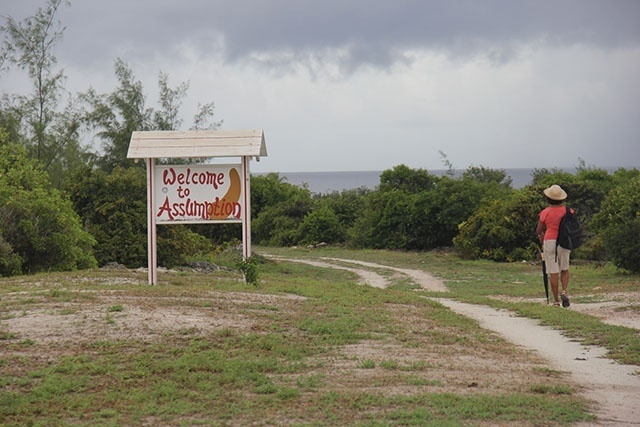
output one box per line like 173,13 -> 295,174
162,167 -> 226,189
162,168 -> 177,185
157,196 -> 174,220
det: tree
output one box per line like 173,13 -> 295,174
379,164 -> 437,194
81,59 -> 223,171
81,58 -> 153,171
349,164 -> 514,250
67,166 -> 148,267
462,166 -> 512,188
0,130 -> 97,275
315,187 -> 371,233
1,0 -> 90,186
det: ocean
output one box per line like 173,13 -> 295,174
259,168 -> 542,194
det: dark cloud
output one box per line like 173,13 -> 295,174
5,0 -> 639,71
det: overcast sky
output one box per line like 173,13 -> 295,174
2,0 -> 639,173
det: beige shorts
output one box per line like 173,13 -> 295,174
543,240 -> 570,274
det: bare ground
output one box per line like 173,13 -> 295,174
1,257 -> 639,426
271,256 -> 640,426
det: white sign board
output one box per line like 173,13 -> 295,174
154,164 -> 244,224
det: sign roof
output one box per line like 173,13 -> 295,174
127,129 -> 267,159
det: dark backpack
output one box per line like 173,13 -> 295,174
557,206 -> 582,251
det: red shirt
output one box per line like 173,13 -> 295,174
539,206 -> 567,240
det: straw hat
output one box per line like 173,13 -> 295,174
543,184 -> 567,201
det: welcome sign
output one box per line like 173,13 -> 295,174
127,129 -> 266,284
154,164 -> 244,223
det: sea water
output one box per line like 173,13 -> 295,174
256,167 -> 634,195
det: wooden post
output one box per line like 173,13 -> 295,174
241,156 -> 251,260
146,158 -> 158,285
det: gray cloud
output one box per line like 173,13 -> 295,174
5,0 -> 637,72
2,0 -> 639,172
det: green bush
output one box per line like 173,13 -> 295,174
594,177 -> 640,273
0,137 -> 97,275
237,256 -> 259,286
454,188 -> 543,261
349,165 -> 513,251
251,175 -> 313,246
157,225 -> 214,268
67,166 -> 148,267
298,205 -> 345,245
67,166 -> 213,268
601,220 -> 640,273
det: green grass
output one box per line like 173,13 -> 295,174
264,246 -> 640,366
1,246 -> 632,425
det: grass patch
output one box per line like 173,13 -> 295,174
0,247 -> 634,425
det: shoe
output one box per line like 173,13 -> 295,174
553,302 -> 561,307
561,293 -> 570,308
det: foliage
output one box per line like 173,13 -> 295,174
349,165 -> 513,250
237,256 -> 260,286
66,166 -> 147,267
314,187 -> 371,229
80,59 -> 153,171
157,225 -> 214,268
251,174 -> 313,246
0,135 -> 96,275
67,166 -> 212,268
593,176 -> 640,273
0,0 -> 92,187
298,205 -> 345,245
349,189 -> 412,249
454,187 -> 543,261
80,58 -> 222,172
379,164 -> 437,193
462,165 -> 513,188
250,173 -> 304,218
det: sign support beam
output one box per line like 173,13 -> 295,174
146,158 -> 158,285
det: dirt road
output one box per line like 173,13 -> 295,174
273,256 -> 640,426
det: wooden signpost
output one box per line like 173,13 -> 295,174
127,130 -> 267,284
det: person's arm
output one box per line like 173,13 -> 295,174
535,221 -> 545,244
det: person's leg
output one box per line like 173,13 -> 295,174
558,248 -> 571,307
549,272 -> 560,304
543,240 -> 561,305
560,269 -> 570,307
560,270 -> 569,293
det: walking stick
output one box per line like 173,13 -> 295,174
541,251 -> 549,305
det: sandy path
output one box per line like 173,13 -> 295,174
435,299 -> 640,426
267,256 -> 389,288
272,255 -> 640,426
320,257 -> 448,292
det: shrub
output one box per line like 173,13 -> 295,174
454,188 -> 543,261
298,205 -> 345,245
594,177 -> 640,273
0,138 -> 97,275
67,166 -> 148,267
67,166 -> 213,268
252,179 -> 313,246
